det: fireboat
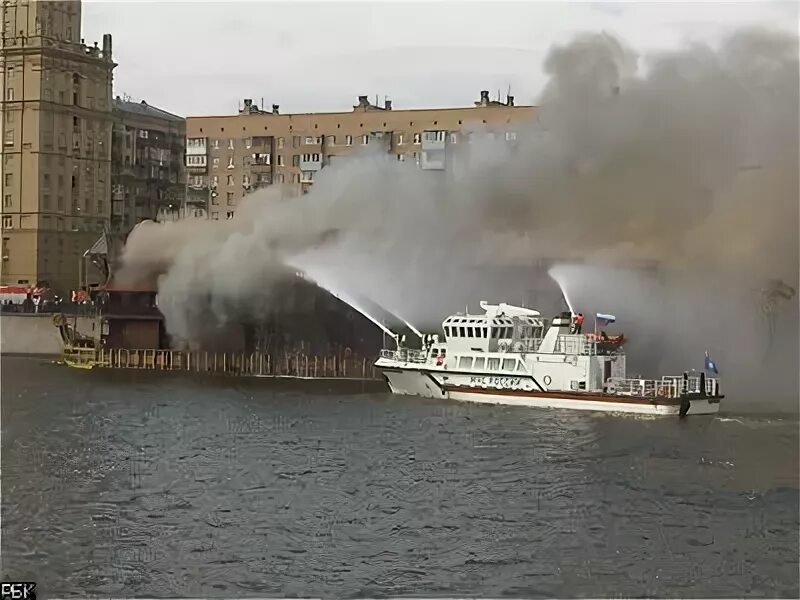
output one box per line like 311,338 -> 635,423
374,302 -> 723,417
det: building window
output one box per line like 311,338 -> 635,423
5,111 -> 13,124
276,174 -> 284,183
293,173 -> 300,184
277,137 -> 284,149
211,193 -> 219,205
226,192 -> 234,205
362,135 -> 369,145
244,137 -> 252,148
413,133 -> 421,144
4,173 -> 12,186
397,153 -> 405,162
292,155 -> 300,167
505,131 -> 517,141
228,139 -> 234,150
227,175 -> 234,186
301,171 -> 314,183
450,133 -> 458,143
4,129 -> 13,145
211,211 -> 219,220
212,139 -> 220,149
326,135 -> 335,146
227,156 -> 234,169
2,216 -> 12,228
6,88 -> 14,101
211,175 -> 219,186
243,174 -> 250,186
277,155 -> 284,166
304,136 -> 314,145
345,135 -> 352,146
138,129 -> 148,139
3,195 -> 11,207
213,158 -> 220,169
397,134 -> 404,145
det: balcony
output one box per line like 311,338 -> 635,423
186,137 -> 208,155
185,155 -> 207,173
299,153 -> 322,171
421,149 -> 446,171
422,130 -> 447,151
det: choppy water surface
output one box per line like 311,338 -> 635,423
2,356 -> 798,598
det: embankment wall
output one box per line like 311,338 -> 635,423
0,314 -> 97,355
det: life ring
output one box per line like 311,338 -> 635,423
543,375 -> 552,386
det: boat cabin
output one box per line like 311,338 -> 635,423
442,302 -> 547,353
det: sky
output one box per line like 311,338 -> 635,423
82,1 -> 796,117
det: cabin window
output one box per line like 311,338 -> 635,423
458,357 -> 473,370
444,326 -> 451,337
487,357 -> 501,370
459,327 -> 466,337
467,328 -> 473,338
432,349 -> 439,358
491,328 -> 499,339
505,327 -> 512,338
502,358 -> 517,371
473,357 -> 485,370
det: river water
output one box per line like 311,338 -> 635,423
1,356 -> 798,598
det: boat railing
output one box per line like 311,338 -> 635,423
555,334 -> 596,355
607,375 -> 721,398
379,348 -> 428,363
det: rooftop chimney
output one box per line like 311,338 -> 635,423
480,90 -> 489,106
243,98 -> 253,108
102,34 -> 112,57
272,104 -> 279,114
384,99 -> 392,111
358,95 -> 370,107
507,95 -> 514,106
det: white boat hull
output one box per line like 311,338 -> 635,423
379,366 -> 720,417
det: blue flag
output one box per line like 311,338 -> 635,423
705,351 -> 719,374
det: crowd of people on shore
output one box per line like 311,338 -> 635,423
0,283 -> 96,315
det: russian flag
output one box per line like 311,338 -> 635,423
595,313 -> 616,327
705,351 -> 719,374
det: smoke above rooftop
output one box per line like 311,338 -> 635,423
116,27 -> 799,413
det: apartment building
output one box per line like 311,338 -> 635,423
1,0 -> 115,293
185,91 -> 537,220
111,97 -> 185,233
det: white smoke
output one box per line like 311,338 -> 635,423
116,27 -> 799,412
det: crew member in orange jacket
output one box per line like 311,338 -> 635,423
575,313 -> 585,334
